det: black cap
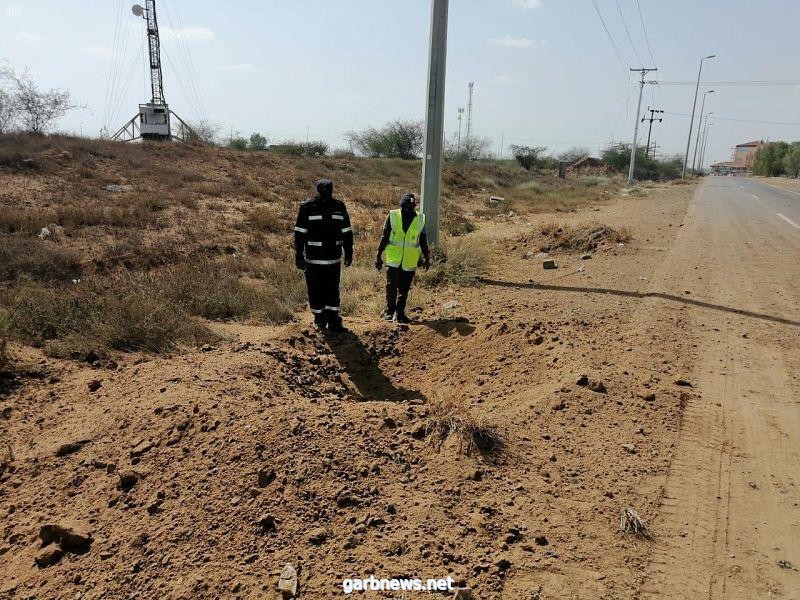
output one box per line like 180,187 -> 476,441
316,179 -> 333,196
400,192 -> 416,207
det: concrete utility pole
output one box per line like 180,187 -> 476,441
627,68 -> 657,184
642,107 -> 664,159
692,89 -> 714,174
420,0 -> 449,246
682,54 -> 716,178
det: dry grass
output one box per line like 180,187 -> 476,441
245,204 -> 293,234
0,134 -> 615,360
0,336 -> 8,372
0,236 -> 82,282
425,395 -> 504,456
619,507 -> 651,539
538,222 -> 632,253
421,236 -> 489,288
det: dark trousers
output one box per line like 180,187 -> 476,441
385,266 -> 415,316
305,263 -> 342,326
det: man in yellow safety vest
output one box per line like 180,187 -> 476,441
374,192 -> 430,323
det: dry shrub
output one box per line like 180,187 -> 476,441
620,507 -> 651,539
341,265 -> 383,316
0,444 -> 13,477
237,253 -> 308,323
0,336 -> 8,371
421,236 -> 489,288
163,262 -> 274,321
426,395 -> 504,456
0,236 -> 82,282
539,222 -> 631,253
246,204 -> 293,234
97,274 -> 216,353
7,285 -> 95,345
0,202 -> 158,234
442,204 -> 476,237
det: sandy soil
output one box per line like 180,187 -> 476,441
1,178 -> 797,599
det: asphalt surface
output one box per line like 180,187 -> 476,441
643,175 -> 800,599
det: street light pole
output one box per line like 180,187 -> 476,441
420,0 -> 449,246
628,67 -> 657,184
699,118 -> 713,172
692,90 -> 714,174
682,54 -> 716,178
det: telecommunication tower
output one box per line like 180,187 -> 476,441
112,1 -> 193,142
465,82 -> 474,142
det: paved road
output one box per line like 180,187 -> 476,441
732,176 -> 800,230
642,176 -> 800,599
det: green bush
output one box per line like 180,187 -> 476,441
510,145 -> 548,171
269,141 -> 328,157
345,120 -> 423,159
601,143 -> 682,181
784,144 -> 800,177
752,141 -> 800,177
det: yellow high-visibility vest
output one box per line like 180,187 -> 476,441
385,209 -> 425,271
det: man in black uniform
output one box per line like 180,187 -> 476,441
294,179 -> 353,332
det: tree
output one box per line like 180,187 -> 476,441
600,143 -> 682,181
558,146 -> 590,165
0,89 -> 18,134
345,119 -> 424,159
444,134 -> 494,162
249,132 -> 269,151
783,143 -> 800,178
226,137 -> 247,151
510,145 -> 548,171
182,119 -> 220,145
0,66 -> 75,134
752,142 -> 789,177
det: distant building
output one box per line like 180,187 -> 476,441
710,140 -> 765,174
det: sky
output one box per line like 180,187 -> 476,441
2,0 -> 800,167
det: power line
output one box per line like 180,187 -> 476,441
657,80 -> 800,86
663,111 -> 800,127
635,0 -> 657,67
614,0 -> 643,66
590,0 -> 630,72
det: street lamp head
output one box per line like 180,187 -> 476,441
707,89 -> 715,94
705,54 -> 716,59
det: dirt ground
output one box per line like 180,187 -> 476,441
1,176 -> 798,599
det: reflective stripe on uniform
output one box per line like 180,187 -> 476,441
306,241 -> 323,246
310,308 -> 324,314
324,306 -> 340,312
387,240 -> 419,248
341,226 -> 352,233
332,214 -> 344,220
305,258 -> 342,265
294,226 -> 308,233
308,215 -> 323,221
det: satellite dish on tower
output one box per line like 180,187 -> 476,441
131,4 -> 144,17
